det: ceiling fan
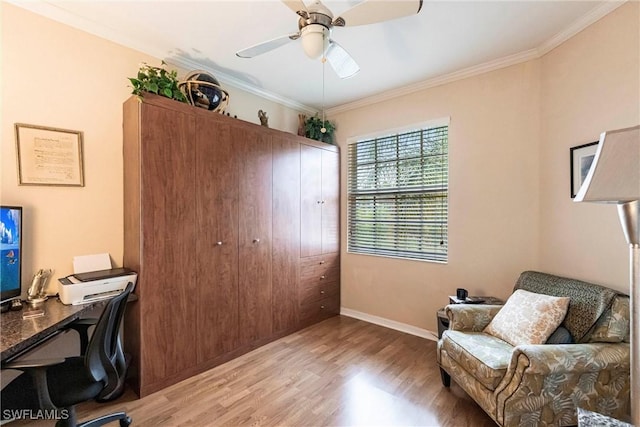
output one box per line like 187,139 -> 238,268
236,0 -> 423,79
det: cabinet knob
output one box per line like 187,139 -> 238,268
321,200 -> 325,204
320,305 -> 325,309
216,241 -> 223,246
320,290 -> 325,294
253,238 -> 260,244
317,200 -> 322,204
320,275 -> 326,280
319,260 -> 325,265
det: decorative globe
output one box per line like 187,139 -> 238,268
179,71 -> 229,112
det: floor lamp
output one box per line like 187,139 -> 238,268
574,125 -> 639,425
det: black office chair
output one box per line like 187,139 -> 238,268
1,283 -> 134,427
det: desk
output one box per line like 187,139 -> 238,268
0,298 -> 106,363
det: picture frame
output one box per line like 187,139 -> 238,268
15,123 -> 84,187
570,141 -> 598,198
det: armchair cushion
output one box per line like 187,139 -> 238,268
484,289 -> 570,346
441,331 -> 512,390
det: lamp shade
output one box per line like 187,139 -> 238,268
574,125 -> 640,203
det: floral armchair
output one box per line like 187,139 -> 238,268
437,271 -> 630,426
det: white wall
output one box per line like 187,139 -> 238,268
1,3 -> 304,295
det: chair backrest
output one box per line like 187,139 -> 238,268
514,271 -> 620,343
84,282 -> 134,399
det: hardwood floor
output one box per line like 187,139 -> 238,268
10,316 -> 495,426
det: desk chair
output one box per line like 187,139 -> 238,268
1,283 -> 134,427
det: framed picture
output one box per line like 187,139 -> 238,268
570,141 -> 598,198
15,123 -> 84,186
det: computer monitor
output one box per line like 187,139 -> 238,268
1,205 -> 22,306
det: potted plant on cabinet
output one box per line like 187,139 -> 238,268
128,61 -> 187,103
305,114 -> 336,144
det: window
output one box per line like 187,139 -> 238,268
347,122 -> 449,262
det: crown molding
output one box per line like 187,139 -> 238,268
326,48 -> 539,116
537,0 -> 627,57
9,0 -> 626,118
6,0 -> 318,116
167,56 -> 319,116
326,0 -> 627,116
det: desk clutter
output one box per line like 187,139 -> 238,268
1,283 -> 134,426
26,268 -> 52,305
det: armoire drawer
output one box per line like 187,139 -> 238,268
299,279 -> 340,305
300,294 -> 340,323
300,267 -> 339,288
300,253 -> 340,273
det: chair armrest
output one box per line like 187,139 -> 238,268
2,358 -> 66,410
445,304 -> 503,331
3,358 -> 65,370
495,343 -> 630,426
63,317 -> 98,355
512,342 -> 630,375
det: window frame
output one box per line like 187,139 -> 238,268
346,117 -> 450,263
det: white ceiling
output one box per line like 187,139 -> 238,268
10,0 -> 623,113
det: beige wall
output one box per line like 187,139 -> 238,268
539,2 -> 640,293
333,2 -> 639,332
1,3 -> 303,295
332,61 -> 542,331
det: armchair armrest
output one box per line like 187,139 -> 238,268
512,342 -> 630,375
445,304 -> 503,332
495,343 -> 630,426
2,358 -> 66,410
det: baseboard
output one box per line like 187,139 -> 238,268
340,307 -> 439,342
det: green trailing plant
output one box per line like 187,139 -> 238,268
128,61 -> 187,103
305,114 -> 336,144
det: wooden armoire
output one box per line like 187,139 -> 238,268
122,94 -> 340,397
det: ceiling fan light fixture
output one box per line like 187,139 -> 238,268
301,24 -> 329,59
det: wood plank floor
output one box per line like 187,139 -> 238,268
10,316 -> 495,426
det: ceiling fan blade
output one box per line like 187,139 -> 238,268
325,40 -> 360,79
333,0 -> 422,27
236,33 -> 300,58
281,0 -> 308,18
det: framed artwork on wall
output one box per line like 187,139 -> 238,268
570,141 -> 598,198
15,123 -> 84,187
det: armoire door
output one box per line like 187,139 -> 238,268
139,103 -> 197,385
195,117 -> 240,364
321,150 -> 340,254
300,144 -> 323,257
237,126 -> 273,345
272,136 -> 301,333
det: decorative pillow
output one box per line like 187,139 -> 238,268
546,326 -> 573,344
483,289 -> 570,346
588,296 -> 630,343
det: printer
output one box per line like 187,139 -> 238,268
58,267 -> 137,305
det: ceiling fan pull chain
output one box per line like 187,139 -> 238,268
321,44 -> 327,134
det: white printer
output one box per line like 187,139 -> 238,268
58,268 -> 137,305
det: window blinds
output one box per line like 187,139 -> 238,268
347,126 -> 448,262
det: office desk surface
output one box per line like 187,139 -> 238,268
0,298 -> 105,362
